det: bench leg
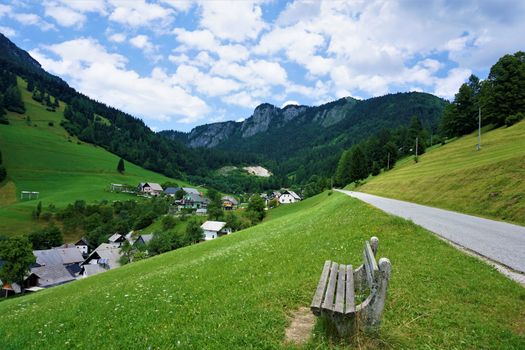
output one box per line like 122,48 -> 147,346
361,257 -> 391,331
320,312 -> 357,338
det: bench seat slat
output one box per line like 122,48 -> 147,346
334,264 -> 346,314
311,261 -> 332,312
322,262 -> 339,311
345,264 -> 355,314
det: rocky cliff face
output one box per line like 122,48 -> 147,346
183,100 -> 353,148
188,121 -> 237,148
240,103 -> 280,138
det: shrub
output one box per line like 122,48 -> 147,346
48,121 -> 54,127
505,113 -> 524,127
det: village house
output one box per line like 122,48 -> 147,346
80,243 -> 123,277
278,190 -> 301,204
201,221 -> 232,240
2,247 -> 84,295
221,195 -> 239,210
137,182 -> 163,196
74,237 -> 90,256
182,187 -> 200,195
108,233 -> 126,246
183,192 -> 210,210
164,187 -> 181,197
133,234 -> 153,247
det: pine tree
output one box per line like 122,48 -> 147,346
335,150 -> 352,186
117,158 -> 125,174
27,79 -> 34,92
349,146 -> 368,183
3,85 -> 25,114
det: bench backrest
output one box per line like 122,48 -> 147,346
362,239 -> 379,289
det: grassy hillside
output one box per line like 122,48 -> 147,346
357,121 -> 525,225
0,78 -> 193,238
0,192 -> 523,349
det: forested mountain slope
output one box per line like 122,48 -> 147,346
162,92 -> 448,183
0,77 -> 192,238
0,33 -> 260,181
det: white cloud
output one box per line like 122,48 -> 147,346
222,91 -> 261,108
281,100 -> 299,108
161,0 -> 194,12
43,0 -> 107,28
0,4 -> 12,17
434,68 -> 472,99
30,38 -> 209,124
129,34 -> 162,62
44,2 -> 87,28
9,12 -> 55,31
198,0 -> 267,42
0,26 -> 16,37
108,0 -> 174,28
173,28 -> 249,62
108,33 -> 126,43
171,65 -> 241,96
211,59 -> 287,87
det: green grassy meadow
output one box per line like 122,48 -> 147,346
357,121 -> 525,225
0,78 -> 194,238
0,192 -> 523,349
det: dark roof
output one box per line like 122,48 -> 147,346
75,237 -> 90,246
185,193 -> 209,203
164,187 -> 181,194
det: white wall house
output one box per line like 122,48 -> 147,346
278,190 -> 301,204
138,182 -> 163,196
200,221 -> 232,240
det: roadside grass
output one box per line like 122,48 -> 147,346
0,192 -> 523,349
357,121 -> 525,225
0,78 -> 193,237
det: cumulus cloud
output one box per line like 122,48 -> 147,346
108,32 -> 126,43
30,38 -> 209,124
198,0 -> 267,42
9,12 -> 55,31
6,0 -> 525,128
108,0 -> 174,29
43,0 -> 107,28
0,26 -> 16,38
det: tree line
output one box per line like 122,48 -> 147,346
334,116 -> 432,186
441,51 -> 525,137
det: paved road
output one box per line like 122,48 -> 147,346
336,190 -> 525,273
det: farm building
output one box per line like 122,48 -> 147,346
134,234 -> 154,247
164,187 -> 182,197
138,182 -> 163,196
278,190 -> 301,204
182,187 -> 200,195
183,193 -> 210,209
201,221 -> 232,240
108,233 -> 125,246
74,237 -> 90,256
2,247 -> 84,295
221,196 -> 239,210
81,243 -> 123,277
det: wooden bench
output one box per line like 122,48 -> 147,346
310,236 -> 391,337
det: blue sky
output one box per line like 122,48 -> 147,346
1,1 -> 524,132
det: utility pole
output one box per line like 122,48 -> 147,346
415,136 -> 419,162
387,152 -> 390,170
477,107 -> 481,151
430,134 -> 433,147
